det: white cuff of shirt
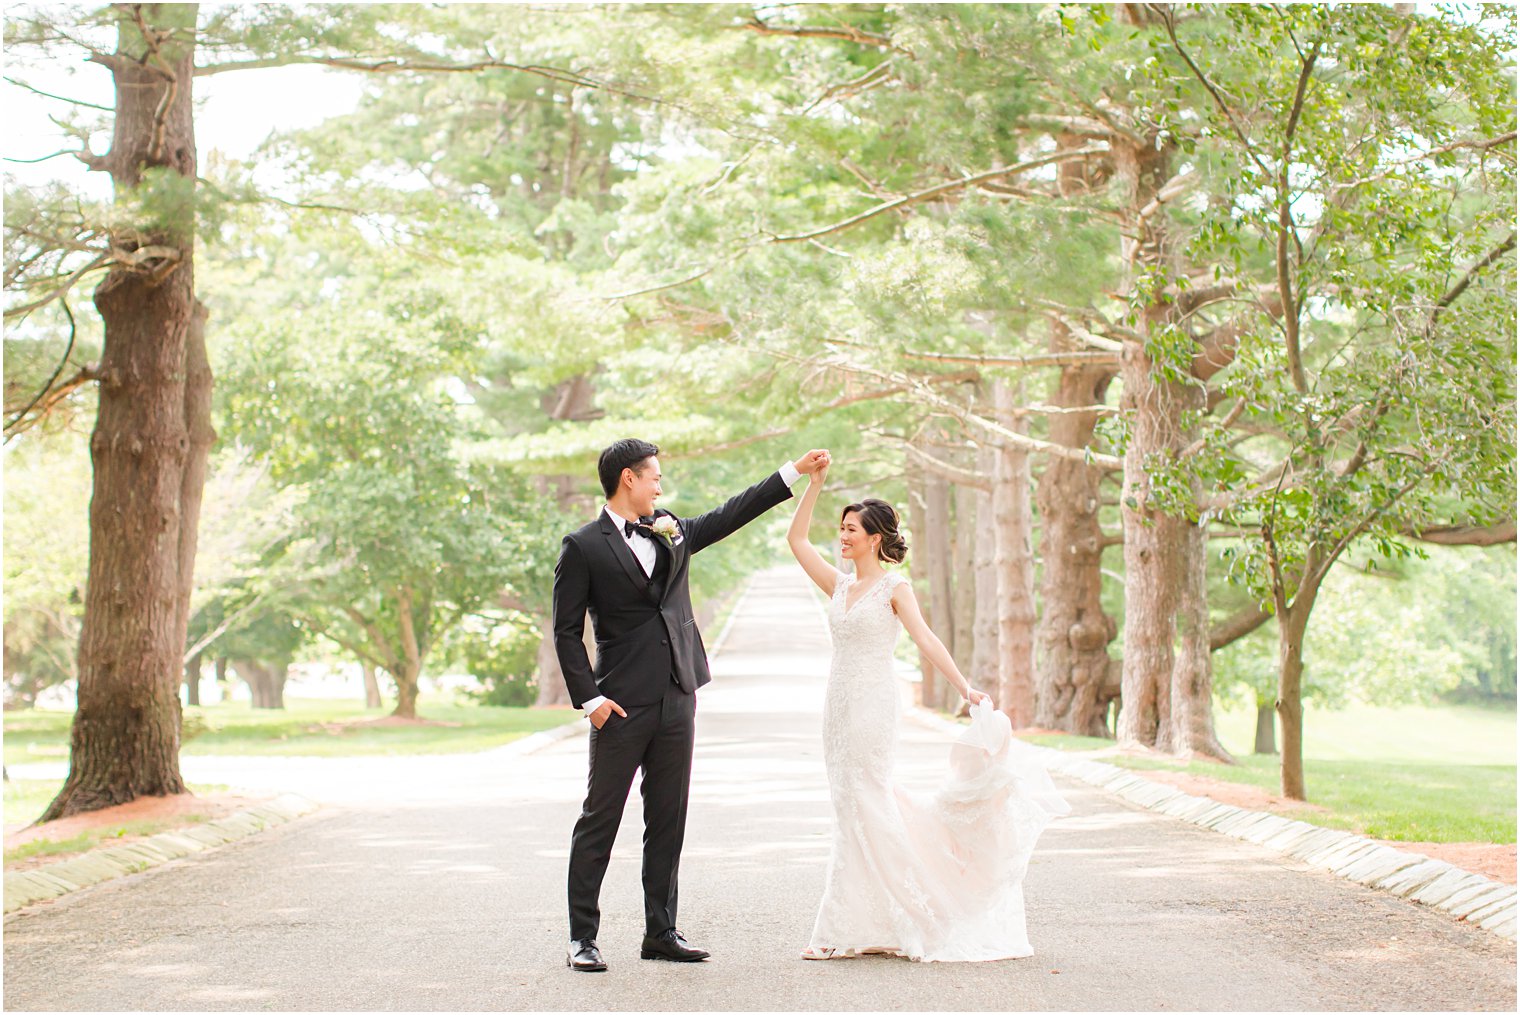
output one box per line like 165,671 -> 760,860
580,695 -> 607,716
778,460 -> 802,486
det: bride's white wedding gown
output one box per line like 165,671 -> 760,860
808,571 -> 1071,962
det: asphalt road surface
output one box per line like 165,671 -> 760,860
3,568 -> 1514,1011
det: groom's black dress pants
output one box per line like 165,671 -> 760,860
568,678 -> 695,941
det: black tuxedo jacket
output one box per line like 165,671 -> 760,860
552,471 -> 794,708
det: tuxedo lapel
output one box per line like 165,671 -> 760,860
655,534 -> 683,604
599,516 -> 650,592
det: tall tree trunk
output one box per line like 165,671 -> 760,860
233,659 -> 273,708
174,299 -> 213,699
1034,325 -> 1118,736
534,614 -> 571,707
391,586 -> 424,719
270,661 -> 288,709
1110,125 -> 1228,759
1276,581 -> 1321,801
214,656 -> 230,702
1116,343 -> 1182,751
1278,611 -> 1309,799
951,476 -> 978,706
1114,354 -> 1230,761
184,651 -> 202,707
1254,700 -> 1277,755
993,380 -> 1036,727
923,468 -> 956,711
42,4 -> 199,821
904,469 -> 935,706
1166,511 -> 1231,760
393,658 -> 422,720
969,445 -> 1000,696
361,660 -> 382,709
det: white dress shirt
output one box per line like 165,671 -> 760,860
605,503 -> 659,577
580,460 -> 803,717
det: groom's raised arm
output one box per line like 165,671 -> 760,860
551,535 -> 600,708
679,460 -> 802,555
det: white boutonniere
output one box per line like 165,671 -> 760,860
651,515 -> 682,547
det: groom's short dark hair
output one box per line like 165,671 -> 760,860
598,438 -> 660,499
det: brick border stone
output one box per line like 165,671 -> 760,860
4,793 -> 318,914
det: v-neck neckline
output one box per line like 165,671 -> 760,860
844,573 -> 888,616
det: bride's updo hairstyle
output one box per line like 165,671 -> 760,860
841,498 -> 908,564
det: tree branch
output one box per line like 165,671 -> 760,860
182,591 -> 268,663
1135,168 -> 1198,232
2,75 -> 114,112
736,16 -> 905,54
1180,397 -> 1247,458
1333,131 -> 1518,190
1307,471 -> 1427,592
1151,3 -> 1273,178
1209,602 -> 1273,651
769,147 -> 1107,244
192,53 -> 667,107
1017,112 -> 1112,138
307,615 -> 387,670
342,606 -> 400,671
892,440 -> 992,492
905,375 -> 1123,468
1430,230 -> 1517,329
1276,38 -> 1323,393
798,59 -> 896,115
903,349 -> 1120,369
4,298 -> 79,438
3,253 -> 112,320
1409,520 -> 1516,546
671,370 -> 979,457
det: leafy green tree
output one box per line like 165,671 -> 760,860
6,3 -> 208,819
214,237 -> 560,718
1151,3 -> 1517,798
439,613 -> 541,708
4,0 -> 685,814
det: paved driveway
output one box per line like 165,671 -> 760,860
3,569 -> 1513,1010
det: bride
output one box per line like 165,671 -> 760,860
786,455 -> 1070,963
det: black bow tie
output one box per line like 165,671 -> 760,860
624,517 -> 654,538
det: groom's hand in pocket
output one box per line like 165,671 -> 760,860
589,699 -> 627,729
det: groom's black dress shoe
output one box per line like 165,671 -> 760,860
640,928 -> 710,962
567,939 -> 607,972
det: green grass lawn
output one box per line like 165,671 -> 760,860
1019,702 -> 1516,845
4,696 -> 580,765
1211,701 -> 1516,765
3,777 -> 75,827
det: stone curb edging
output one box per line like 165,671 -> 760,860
4,792 -> 319,915
904,706 -> 1516,942
478,717 -> 587,759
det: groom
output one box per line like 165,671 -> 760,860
553,438 -> 828,972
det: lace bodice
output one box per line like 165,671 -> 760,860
826,571 -> 907,659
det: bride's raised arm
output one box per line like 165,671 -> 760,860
890,582 -> 991,706
787,459 -> 842,597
